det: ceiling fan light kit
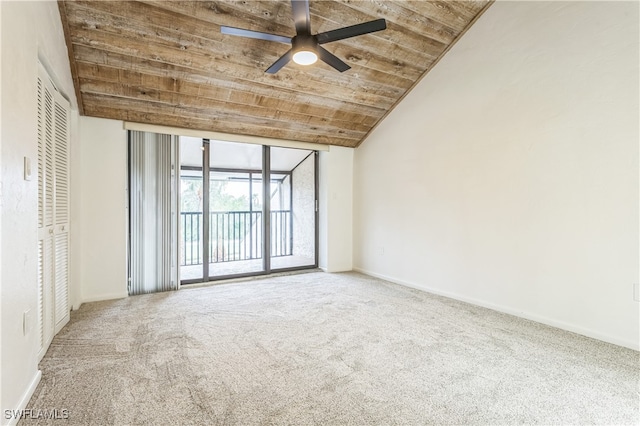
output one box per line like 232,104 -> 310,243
291,35 -> 319,65
221,0 -> 387,74
292,50 -> 317,66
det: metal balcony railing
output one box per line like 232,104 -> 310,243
180,210 -> 292,266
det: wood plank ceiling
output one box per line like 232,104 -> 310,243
58,0 -> 492,148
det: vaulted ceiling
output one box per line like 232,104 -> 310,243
58,1 -> 492,148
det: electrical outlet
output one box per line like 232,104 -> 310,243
23,310 -> 32,336
634,283 -> 639,302
24,156 -> 32,181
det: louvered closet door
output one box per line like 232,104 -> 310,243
37,237 -> 55,359
53,96 -> 70,331
37,64 -> 71,360
37,72 -> 55,359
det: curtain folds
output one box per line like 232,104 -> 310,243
129,131 -> 179,295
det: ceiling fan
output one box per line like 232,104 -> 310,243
220,0 -> 387,74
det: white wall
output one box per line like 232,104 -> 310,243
69,111 -> 82,311
1,1 -> 78,420
319,146 -> 353,272
353,1 -> 639,349
75,117 -> 128,303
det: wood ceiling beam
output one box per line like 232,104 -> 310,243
78,77 -> 371,137
66,24 -> 403,108
401,1 -> 485,31
66,2 -> 419,89
76,62 -> 379,128
71,46 -> 385,123
82,99 -> 360,147
80,92 -> 364,140
141,0 -> 442,67
309,1 -> 448,55
335,1 -> 459,45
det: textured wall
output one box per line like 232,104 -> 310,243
292,154 -> 315,260
353,1 -> 639,349
1,0 -> 78,417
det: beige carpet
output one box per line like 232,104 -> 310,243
24,272 -> 638,425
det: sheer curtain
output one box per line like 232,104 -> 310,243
128,131 -> 179,295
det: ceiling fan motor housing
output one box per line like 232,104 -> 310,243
292,34 -> 318,53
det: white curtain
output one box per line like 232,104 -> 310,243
129,131 -> 179,295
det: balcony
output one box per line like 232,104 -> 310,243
179,139 -> 318,281
180,210 -> 313,280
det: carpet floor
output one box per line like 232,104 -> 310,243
24,272 -> 639,425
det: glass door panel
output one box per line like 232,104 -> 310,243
270,147 -> 317,271
179,137 -> 204,282
209,140 -> 265,278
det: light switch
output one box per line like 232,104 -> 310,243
24,156 -> 32,181
23,309 -> 32,336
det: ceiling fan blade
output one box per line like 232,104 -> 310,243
316,18 -> 387,44
291,0 -> 311,35
221,26 -> 291,44
266,49 -> 293,74
317,46 -> 350,72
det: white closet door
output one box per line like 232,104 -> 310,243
54,100 -> 69,225
37,72 -> 55,359
44,84 -> 54,228
39,237 -> 55,361
38,77 -> 45,229
53,92 -> 70,330
37,64 -> 71,359
37,240 -> 46,355
37,77 -> 45,353
54,233 -> 69,330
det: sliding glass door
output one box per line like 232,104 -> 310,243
178,137 -> 205,282
270,147 -> 317,271
179,138 -> 317,283
208,140 -> 265,278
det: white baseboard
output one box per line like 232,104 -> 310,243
81,291 -> 128,304
353,267 -> 639,351
4,370 -> 42,426
319,266 -> 352,273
